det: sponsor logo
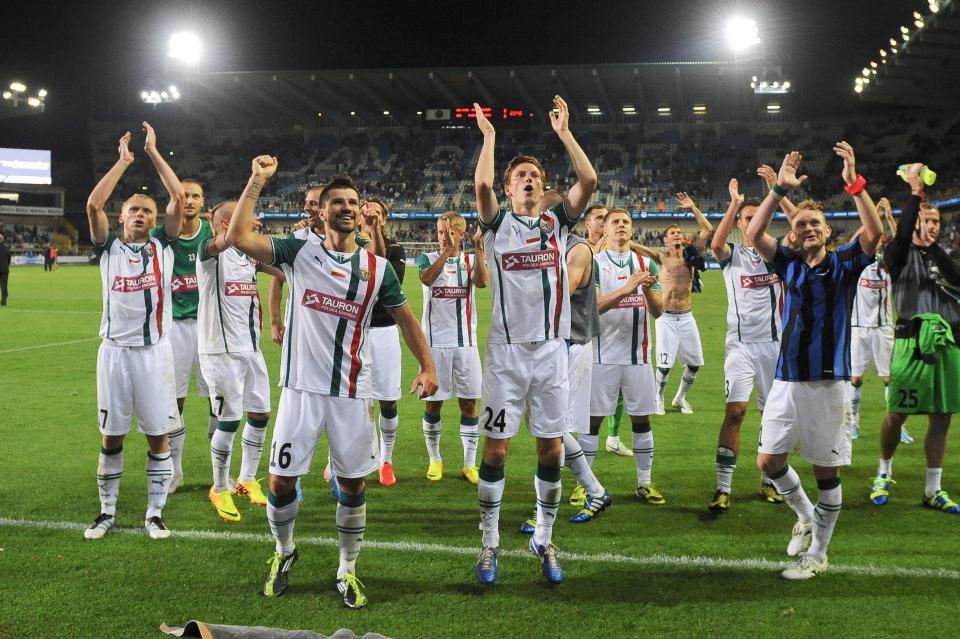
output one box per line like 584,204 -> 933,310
859,277 -> 887,289
502,249 -> 558,271
224,281 -> 259,296
617,275 -> 628,281
615,294 -> 647,309
112,272 -> 159,292
432,286 -> 469,299
739,272 -> 780,289
301,289 -> 362,321
171,275 -> 198,293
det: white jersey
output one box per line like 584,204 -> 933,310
851,260 -> 892,328
719,243 -> 784,343
593,249 -> 660,365
95,231 -> 175,347
196,242 -> 263,354
416,251 -> 478,348
271,233 -> 406,398
481,204 -> 573,344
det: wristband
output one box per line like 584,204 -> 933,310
844,174 -> 867,196
770,183 -> 789,198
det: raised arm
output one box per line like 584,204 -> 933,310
835,141 -> 881,258
86,132 -> 134,245
360,203 -> 386,257
747,152 -> 807,262
710,178 -> 743,262
387,304 -> 439,399
628,241 -> 662,264
675,192 -> 714,251
225,156 -> 277,264
470,225 -> 488,288
143,122 -> 184,240
472,103 -> 499,225
550,95 -> 598,219
878,197 -> 897,236
758,164 -> 798,222
565,242 -> 593,296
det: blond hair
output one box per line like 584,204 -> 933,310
438,211 -> 466,233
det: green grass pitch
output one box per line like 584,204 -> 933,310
0,264 -> 957,639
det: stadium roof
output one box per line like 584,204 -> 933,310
857,0 -> 960,108
172,61 -> 768,127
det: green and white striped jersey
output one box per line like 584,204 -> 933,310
718,243 -> 784,343
272,233 -> 406,398
95,231 -> 175,347
416,251 -> 478,348
594,250 -> 660,365
196,242 -> 262,355
480,204 -> 575,344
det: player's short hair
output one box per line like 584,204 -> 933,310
584,204 -> 607,221
503,154 -> 549,188
181,178 -> 204,194
920,202 -> 941,216
792,199 -> 826,224
663,223 -> 680,235
121,193 -> 158,214
319,175 -> 359,207
305,183 -> 324,194
364,195 -> 390,221
438,211 -> 467,233
209,200 -> 237,224
603,208 -> 630,223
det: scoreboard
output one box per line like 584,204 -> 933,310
424,106 -> 529,124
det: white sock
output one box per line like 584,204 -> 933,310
533,466 -> 562,546
379,414 -> 399,464
675,366 -> 698,401
768,465 -> 814,523
716,446 -> 736,493
267,491 -> 299,556
848,383 -> 862,425
878,458 -> 893,478
808,480 -> 842,561
97,446 -> 123,516
239,418 -> 267,483
655,367 -> 669,402
422,414 -> 442,463
336,495 -> 366,579
460,416 -> 479,468
562,433 -> 604,497
926,468 -> 943,498
145,451 -> 173,519
883,383 -> 889,403
478,464 -> 504,547
580,434 -> 599,468
168,413 -> 186,477
210,425 -> 236,493
632,428 -> 654,486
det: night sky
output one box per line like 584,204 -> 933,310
0,0 -> 922,204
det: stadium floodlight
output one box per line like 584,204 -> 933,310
657,106 -> 671,115
889,37 -> 898,46
766,103 -> 781,112
693,105 -> 707,114
929,0 -> 940,13
880,49 -> 887,57
26,97 -> 41,107
2,91 -> 11,100
318,112 -> 323,117
870,61 -> 878,68
782,81 -> 791,90
914,19 -> 924,29
38,89 -> 47,98
169,85 -> 180,100
416,111 -> 422,115
382,110 -> 390,115
725,17 -> 761,51
913,11 -> 922,20
891,46 -> 898,54
621,105 -> 636,113
587,105 -> 601,114
862,68 -> 871,77
350,111 -> 356,116
854,84 -> 864,94
168,32 -> 202,65
10,82 -> 26,93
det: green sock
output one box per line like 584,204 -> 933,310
607,396 -> 625,437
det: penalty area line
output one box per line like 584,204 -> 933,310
1,516 -> 958,580
0,337 -> 99,354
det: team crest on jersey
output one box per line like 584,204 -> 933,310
359,269 -> 371,282
539,215 -> 555,235
142,244 -> 155,257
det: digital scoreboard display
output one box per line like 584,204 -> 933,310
0,148 -> 52,185
453,106 -> 527,120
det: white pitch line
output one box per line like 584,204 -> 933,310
0,308 -> 100,314
0,337 -> 99,355
2,516 -> 958,580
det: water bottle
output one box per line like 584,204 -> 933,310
897,164 -> 937,186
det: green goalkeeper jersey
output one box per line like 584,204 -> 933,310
154,219 -> 213,320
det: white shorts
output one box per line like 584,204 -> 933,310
171,319 -> 209,398
480,339 -> 569,439
97,340 -> 178,437
724,340 -> 780,410
369,325 -> 401,401
566,342 -> 593,434
590,363 -> 657,417
269,388 -> 379,479
199,351 -> 272,421
851,326 -> 894,378
430,345 -> 482,401
758,379 -> 851,467
655,310 -> 704,368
